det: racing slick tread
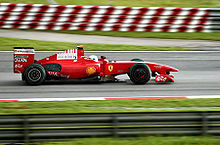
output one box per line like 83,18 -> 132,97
130,58 -> 144,62
23,64 -> 46,85
129,63 -> 151,85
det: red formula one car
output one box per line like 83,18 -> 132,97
13,46 -> 178,85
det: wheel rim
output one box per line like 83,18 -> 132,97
133,68 -> 146,81
27,68 -> 41,82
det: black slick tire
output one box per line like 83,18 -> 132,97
23,64 -> 46,85
130,58 -> 144,62
22,73 -> 25,81
129,63 -> 151,85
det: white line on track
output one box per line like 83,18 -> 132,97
1,51 -> 220,53
1,95 -> 220,102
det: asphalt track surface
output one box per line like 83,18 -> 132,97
0,51 -> 220,99
1,29 -> 220,50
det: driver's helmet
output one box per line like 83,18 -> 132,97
89,55 -> 98,62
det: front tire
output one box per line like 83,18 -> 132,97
130,58 -> 144,62
23,64 -> 46,85
129,63 -> 151,85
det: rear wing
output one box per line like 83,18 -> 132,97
13,47 -> 35,73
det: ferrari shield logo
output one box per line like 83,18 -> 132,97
108,65 -> 113,72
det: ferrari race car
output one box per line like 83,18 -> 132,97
13,46 -> 178,85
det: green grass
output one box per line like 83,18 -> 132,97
1,0 -> 218,8
0,37 -> 193,51
37,137 -> 220,145
57,0 -> 219,8
42,30 -> 220,41
0,0 -> 49,4
1,99 -> 220,114
0,136 -> 219,145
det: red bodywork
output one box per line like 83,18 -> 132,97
14,46 -> 178,83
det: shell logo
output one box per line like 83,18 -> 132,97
86,67 -> 96,75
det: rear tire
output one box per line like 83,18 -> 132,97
23,64 -> 46,85
21,73 -> 25,81
129,63 -> 151,85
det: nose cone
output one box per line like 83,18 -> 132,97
172,68 -> 179,72
167,66 -> 179,72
